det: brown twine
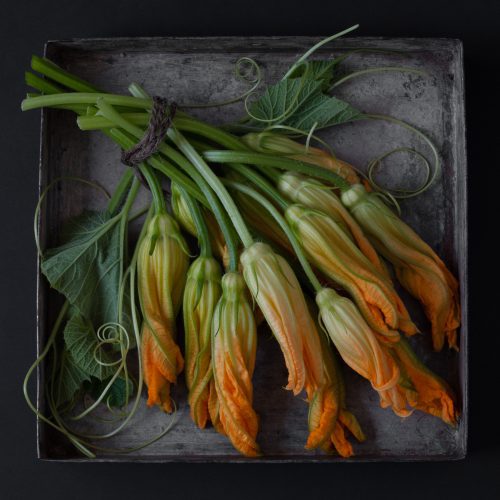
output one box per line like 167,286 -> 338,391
121,96 -> 177,167
120,97 -> 176,196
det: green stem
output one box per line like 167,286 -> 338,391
225,180 -> 322,292
31,56 -> 100,92
203,150 -> 352,191
118,178 -> 141,310
226,163 -> 288,210
107,169 -> 135,214
174,117 -> 249,151
77,113 -> 250,151
25,71 -> 65,94
96,102 -> 240,270
21,92 -> 150,112
105,128 -> 206,206
168,128 -> 254,248
282,25 -> 360,80
138,164 -> 166,214
175,185 -> 211,258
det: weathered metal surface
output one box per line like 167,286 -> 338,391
36,36 -> 467,462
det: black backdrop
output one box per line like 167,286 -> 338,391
1,1 -> 498,498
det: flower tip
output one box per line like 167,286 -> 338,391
340,183 -> 367,208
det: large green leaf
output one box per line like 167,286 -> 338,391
63,313 -> 115,380
248,59 -> 361,133
286,93 -> 362,131
249,78 -> 323,123
41,210 -> 123,327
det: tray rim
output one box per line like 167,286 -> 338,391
35,35 -> 468,462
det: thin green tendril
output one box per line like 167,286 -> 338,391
34,176 -> 110,258
363,113 -> 440,198
182,57 -> 263,108
282,25 -> 360,80
329,66 -> 427,90
305,122 -> 318,153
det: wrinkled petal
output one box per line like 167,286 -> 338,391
278,172 -> 387,275
212,272 -> 260,457
287,205 -> 417,341
183,257 -> 222,428
342,184 -> 460,351
316,289 -> 412,417
241,243 -> 313,394
137,213 -> 188,414
393,339 -> 458,425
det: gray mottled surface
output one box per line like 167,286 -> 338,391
37,37 -> 467,461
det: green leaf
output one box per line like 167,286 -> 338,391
87,376 -> 134,408
63,313 -> 115,380
55,348 -> 91,407
248,59 -> 362,134
41,210 -> 124,328
288,60 -> 341,90
249,78 -> 323,123
286,94 -> 362,131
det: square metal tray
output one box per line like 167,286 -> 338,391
36,36 -> 467,462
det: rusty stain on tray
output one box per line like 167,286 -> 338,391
36,36 -> 467,462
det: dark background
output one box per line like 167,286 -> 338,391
1,1 -> 498,498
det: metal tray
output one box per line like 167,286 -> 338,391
36,36 -> 467,462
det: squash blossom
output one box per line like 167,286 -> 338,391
212,272 -> 259,457
183,256 -> 222,428
316,289 -> 413,417
287,205 -> 417,341
278,172 -> 387,276
171,182 -> 226,260
341,184 -> 460,351
306,329 -> 365,457
242,132 -> 361,185
138,212 -> 189,413
391,339 -> 457,425
240,242 -> 323,395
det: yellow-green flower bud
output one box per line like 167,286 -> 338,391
341,184 -> 460,351
183,256 -> 222,428
212,272 -> 259,457
171,182 -> 226,260
316,288 -> 409,417
286,204 -> 416,340
278,172 -> 386,274
240,242 -> 323,395
242,132 -> 360,184
137,212 -> 189,413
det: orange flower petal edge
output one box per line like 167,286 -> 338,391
393,338 -> 458,426
212,272 -> 260,457
278,172 -> 388,277
342,184 -> 460,351
183,256 -> 222,428
305,330 -> 365,457
241,132 -> 360,185
241,242 -> 310,395
288,205 -> 417,341
137,212 -> 189,413
316,288 -> 418,417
